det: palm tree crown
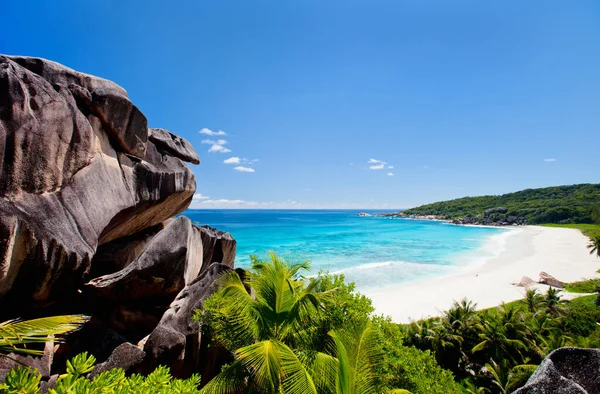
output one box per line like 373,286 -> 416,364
201,253 -> 387,394
588,236 -> 600,258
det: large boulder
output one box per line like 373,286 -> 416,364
143,262 -> 231,376
197,225 -> 236,270
0,55 -> 199,316
513,347 -> 600,393
0,55 -> 236,380
89,342 -> 146,378
86,216 -> 203,301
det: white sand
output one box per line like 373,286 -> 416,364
367,226 -> 600,323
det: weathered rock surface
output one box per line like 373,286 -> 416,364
0,55 -> 236,378
89,342 -> 146,378
143,262 -> 231,376
86,216 -> 203,301
197,225 -> 236,270
513,347 -> 600,394
0,341 -> 54,377
0,55 -> 198,315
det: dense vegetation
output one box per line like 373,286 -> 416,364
198,255 -> 600,394
197,254 -> 463,393
404,290 -> 600,393
402,184 -> 600,224
0,353 -> 202,393
4,258 -> 600,393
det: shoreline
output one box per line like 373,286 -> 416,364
366,226 -> 600,323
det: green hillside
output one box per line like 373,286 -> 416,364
403,183 -> 600,224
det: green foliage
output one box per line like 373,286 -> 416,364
0,367 -> 41,393
592,206 -> 600,225
402,183 -> 600,224
200,253 -> 390,394
403,288 -> 600,394
381,345 -> 464,394
0,315 -> 89,357
543,223 -> 600,238
564,278 -> 600,293
0,352 -> 202,393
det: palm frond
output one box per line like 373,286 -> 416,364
0,315 -> 89,356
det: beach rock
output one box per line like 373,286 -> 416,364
39,375 -> 59,394
86,216 -> 203,301
484,207 -> 509,217
513,347 -> 600,394
143,263 -> 231,376
0,341 -> 54,377
89,342 -> 146,378
197,225 -> 236,270
0,55 -> 198,316
90,222 -> 167,278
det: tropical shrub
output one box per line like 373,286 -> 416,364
0,352 -> 202,393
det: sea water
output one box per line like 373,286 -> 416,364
182,210 -> 510,293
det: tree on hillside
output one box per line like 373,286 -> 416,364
588,236 -> 600,258
524,289 -> 544,314
591,206 -> 600,225
472,309 -> 527,365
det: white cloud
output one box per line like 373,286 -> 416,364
209,145 -> 232,153
199,128 -> 226,136
543,158 -> 556,162
387,172 -> 394,176
201,139 -> 228,145
192,193 -> 209,200
367,158 -> 391,170
224,157 -> 241,164
201,139 -> 231,153
234,166 -> 255,173
203,199 -> 259,206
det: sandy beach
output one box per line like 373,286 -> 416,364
368,226 -> 600,323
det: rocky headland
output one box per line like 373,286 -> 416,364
0,55 -> 235,380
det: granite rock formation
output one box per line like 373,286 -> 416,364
513,347 -> 600,394
0,55 -> 236,377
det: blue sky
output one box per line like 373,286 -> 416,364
3,0 -> 599,209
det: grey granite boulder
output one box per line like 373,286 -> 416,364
89,342 -> 146,378
513,347 -> 600,394
143,262 -> 231,376
86,216 -> 203,301
0,55 -> 198,316
197,225 -> 236,270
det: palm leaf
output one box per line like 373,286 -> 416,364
0,315 -> 89,356
235,339 -> 317,394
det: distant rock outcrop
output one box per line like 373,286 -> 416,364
0,55 -> 235,377
513,347 -> 600,394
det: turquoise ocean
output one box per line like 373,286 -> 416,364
182,210 -> 509,294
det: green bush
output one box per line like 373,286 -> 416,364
382,345 -> 464,394
564,278 -> 600,293
565,295 -> 600,337
0,352 -> 201,394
